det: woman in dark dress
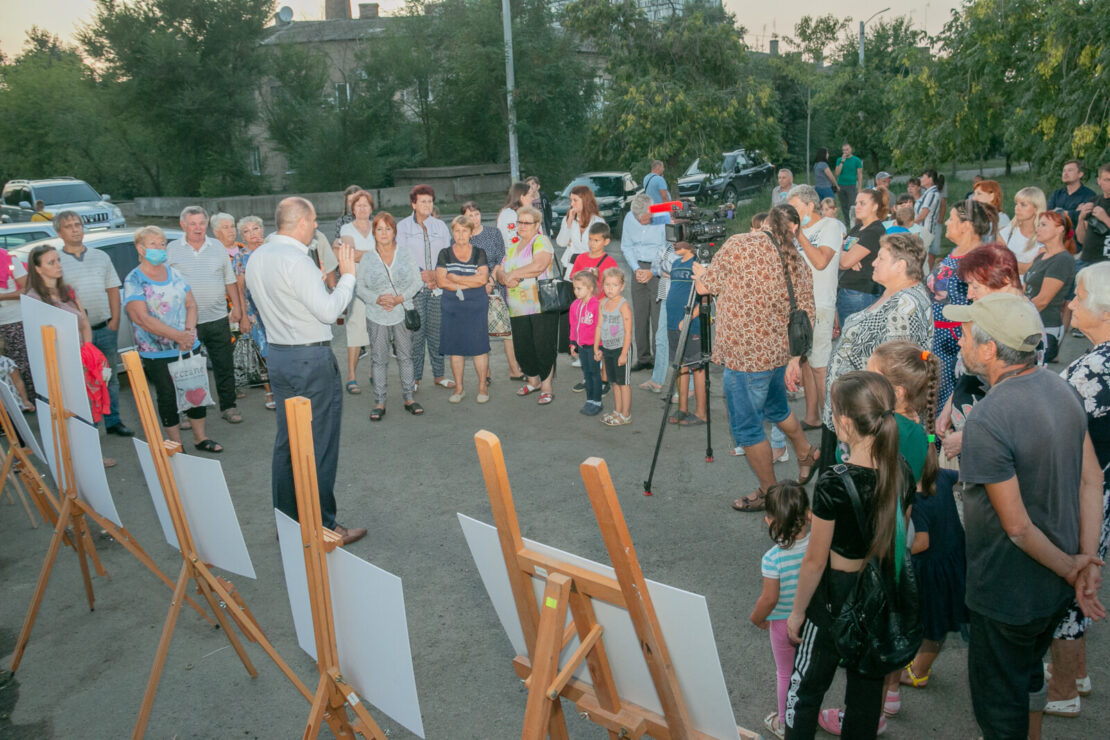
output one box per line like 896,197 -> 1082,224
436,215 -> 491,404
462,201 -> 523,380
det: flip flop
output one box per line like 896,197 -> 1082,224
435,378 -> 456,389
369,407 -> 385,421
516,383 -> 540,396
639,381 -> 662,392
679,414 -> 706,426
732,489 -> 766,511
537,392 -> 554,405
345,380 -> 361,395
668,410 -> 688,424
194,438 -> 223,453
404,402 -> 424,415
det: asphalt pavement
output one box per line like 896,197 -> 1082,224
1,244 -> 1106,739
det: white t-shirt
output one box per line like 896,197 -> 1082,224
0,259 -> 28,325
999,221 -> 1043,264
496,209 -> 518,249
340,221 -> 376,251
801,217 -> 842,310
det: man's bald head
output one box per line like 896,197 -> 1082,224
275,197 -> 317,244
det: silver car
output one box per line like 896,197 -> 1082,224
1,178 -> 126,229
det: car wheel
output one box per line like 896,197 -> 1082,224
723,185 -> 738,204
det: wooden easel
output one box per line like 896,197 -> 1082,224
0,399 -> 42,528
10,326 -> 209,674
475,430 -> 754,740
286,395 -> 389,739
120,350 -> 313,738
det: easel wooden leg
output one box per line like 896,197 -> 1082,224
522,573 -> 573,740
305,672 -> 334,740
0,445 -> 37,527
191,564 -> 258,678
133,561 -> 192,739
10,495 -> 74,672
333,671 -> 387,739
70,512 -> 99,608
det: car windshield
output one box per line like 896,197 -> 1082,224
684,153 -> 741,177
36,182 -> 102,206
561,176 -> 623,199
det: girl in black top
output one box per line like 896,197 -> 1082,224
786,371 -> 915,739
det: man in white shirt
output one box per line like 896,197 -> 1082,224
620,194 -> 667,370
245,197 -> 365,545
167,206 -> 243,424
54,210 -> 133,437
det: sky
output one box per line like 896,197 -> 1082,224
0,1 -> 961,60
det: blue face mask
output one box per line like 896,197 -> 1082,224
801,214 -> 812,227
145,248 -> 167,266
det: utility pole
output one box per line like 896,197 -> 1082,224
501,0 -> 520,181
859,7 -> 891,67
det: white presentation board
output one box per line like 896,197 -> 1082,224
276,510 -> 425,738
0,382 -> 45,464
458,513 -> 741,740
36,399 -> 121,527
133,439 -> 256,580
21,296 -> 93,423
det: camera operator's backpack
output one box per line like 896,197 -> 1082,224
764,231 -> 813,357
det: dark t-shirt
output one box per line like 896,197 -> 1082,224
812,459 -> 916,560
436,245 -> 488,300
960,369 -> 1086,624
1047,184 -> 1097,230
838,220 -> 886,294
1079,195 -> 1110,263
1024,251 -> 1076,327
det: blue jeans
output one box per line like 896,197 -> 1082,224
836,287 -> 879,327
577,343 -> 602,404
91,325 -> 121,428
651,302 -> 670,387
723,366 -> 791,448
816,186 -> 835,202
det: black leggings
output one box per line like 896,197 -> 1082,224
141,353 -> 207,428
510,313 -> 558,382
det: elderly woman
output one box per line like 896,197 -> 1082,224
339,190 -> 376,394
819,233 -> 933,473
928,199 -> 995,407
462,201 -> 523,381
1025,210 -> 1077,363
121,227 -> 221,452
232,216 -> 273,409
1044,262 -> 1110,718
999,186 -> 1046,274
437,215 -> 491,403
493,205 -> 558,404
557,185 -> 605,272
356,212 -> 423,420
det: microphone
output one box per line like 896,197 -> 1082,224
648,200 -> 683,214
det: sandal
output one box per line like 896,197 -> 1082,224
639,381 -> 662,392
345,380 -> 361,395
732,488 -> 766,511
434,378 -> 456,389
679,414 -> 706,426
537,392 -> 554,405
797,446 -> 820,484
369,407 -> 385,422
404,402 -> 424,415
265,392 -> 276,410
194,438 -> 223,453
1043,696 -> 1081,718
516,383 -> 540,397
900,664 -> 930,688
763,712 -> 784,740
602,412 -> 630,426
668,410 -> 688,424
1045,663 -> 1093,696
221,407 -> 243,424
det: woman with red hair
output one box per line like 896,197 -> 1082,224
972,180 -> 1010,242
557,185 -> 604,272
957,242 -> 1022,298
1026,211 -> 1077,362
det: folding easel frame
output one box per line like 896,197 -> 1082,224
0,397 -> 48,528
10,326 -> 208,674
121,350 -> 313,738
474,429 -> 703,740
286,395 -> 388,739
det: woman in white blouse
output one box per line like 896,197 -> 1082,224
496,182 -> 534,247
339,190 -> 375,393
557,186 -> 605,272
998,186 -> 1046,275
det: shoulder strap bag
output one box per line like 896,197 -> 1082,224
827,464 -> 923,677
381,251 -> 421,332
536,236 -> 574,314
764,230 -> 813,357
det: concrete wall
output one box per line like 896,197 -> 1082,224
135,186 -> 414,222
392,164 -> 511,202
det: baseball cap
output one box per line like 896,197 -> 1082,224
876,171 -> 892,181
942,292 -> 1043,351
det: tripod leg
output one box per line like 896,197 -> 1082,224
700,297 -> 714,463
10,495 -> 73,672
133,561 -> 191,739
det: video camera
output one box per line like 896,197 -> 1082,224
651,200 -> 732,262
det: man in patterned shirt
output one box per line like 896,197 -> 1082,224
692,210 -> 820,511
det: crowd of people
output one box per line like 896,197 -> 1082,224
3,153 -> 1108,740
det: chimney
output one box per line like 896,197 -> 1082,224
769,38 -> 779,56
325,0 -> 350,20
359,3 -> 379,19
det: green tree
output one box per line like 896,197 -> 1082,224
79,0 -> 274,196
561,0 -> 783,175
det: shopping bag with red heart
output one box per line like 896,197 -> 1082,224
168,351 -> 216,412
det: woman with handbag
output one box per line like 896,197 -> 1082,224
786,371 -> 918,739
120,227 -> 221,452
436,216 -> 491,404
355,212 -> 424,421
493,205 -> 558,405
462,201 -> 523,381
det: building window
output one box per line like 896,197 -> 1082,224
334,82 -> 351,105
249,147 -> 262,176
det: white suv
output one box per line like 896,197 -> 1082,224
1,177 -> 125,229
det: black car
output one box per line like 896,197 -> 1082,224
676,149 -> 774,203
550,172 -> 643,237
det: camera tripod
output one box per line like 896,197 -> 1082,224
643,277 -> 714,496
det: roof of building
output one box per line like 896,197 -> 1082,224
260,19 -> 390,46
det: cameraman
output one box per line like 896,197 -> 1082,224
1075,162 -> 1110,271
691,207 -> 820,512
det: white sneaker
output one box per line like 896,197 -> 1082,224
571,358 -> 582,367
772,448 -> 789,463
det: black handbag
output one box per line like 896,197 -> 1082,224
828,465 -> 923,676
766,231 -> 813,357
537,244 -> 574,314
381,253 -> 421,332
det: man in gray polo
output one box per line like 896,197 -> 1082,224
167,206 -> 243,424
54,210 -> 133,436
944,292 -> 1105,740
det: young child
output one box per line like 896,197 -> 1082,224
595,267 -> 633,426
569,271 -> 602,416
866,341 -> 965,718
750,212 -> 769,232
665,240 -> 706,425
570,222 -> 619,277
750,481 -> 811,740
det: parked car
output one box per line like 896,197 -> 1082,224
0,222 -> 57,250
12,227 -> 185,368
550,172 -> 643,237
1,177 -> 125,229
676,149 -> 774,203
